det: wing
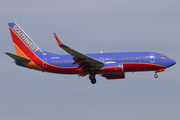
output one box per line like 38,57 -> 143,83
54,33 -> 104,71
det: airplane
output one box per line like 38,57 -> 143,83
5,22 -> 176,84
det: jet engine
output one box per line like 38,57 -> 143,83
103,63 -> 123,73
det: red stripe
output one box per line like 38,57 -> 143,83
123,63 -> 166,72
9,28 -> 42,65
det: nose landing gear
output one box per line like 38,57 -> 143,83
154,69 -> 165,79
89,72 -> 96,84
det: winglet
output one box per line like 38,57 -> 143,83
54,33 -> 66,47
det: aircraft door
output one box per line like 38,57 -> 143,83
42,58 -> 47,68
150,54 -> 155,63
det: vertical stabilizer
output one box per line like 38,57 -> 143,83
8,23 -> 43,59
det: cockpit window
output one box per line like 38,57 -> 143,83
160,55 -> 168,58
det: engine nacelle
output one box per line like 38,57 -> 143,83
103,63 -> 123,73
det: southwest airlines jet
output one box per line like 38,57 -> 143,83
5,23 -> 176,84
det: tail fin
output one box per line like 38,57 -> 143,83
8,23 -> 43,59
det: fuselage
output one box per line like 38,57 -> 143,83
19,51 -> 175,75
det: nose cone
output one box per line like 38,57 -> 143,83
168,59 -> 176,67
171,59 -> 176,66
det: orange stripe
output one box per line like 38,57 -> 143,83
13,42 -> 45,71
13,42 -> 28,58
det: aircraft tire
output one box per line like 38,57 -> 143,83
154,74 -> 158,78
91,78 -> 96,84
89,74 -> 96,84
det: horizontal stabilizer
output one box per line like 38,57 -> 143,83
5,52 -> 31,62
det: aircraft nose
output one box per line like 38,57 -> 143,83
169,59 -> 176,67
171,59 -> 176,66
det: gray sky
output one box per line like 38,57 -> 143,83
1,0 -> 180,120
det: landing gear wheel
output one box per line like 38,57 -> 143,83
154,73 -> 158,78
89,72 -> 96,84
91,78 -> 96,84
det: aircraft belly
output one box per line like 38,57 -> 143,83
123,63 -> 166,72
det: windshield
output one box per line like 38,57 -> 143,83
160,55 -> 168,58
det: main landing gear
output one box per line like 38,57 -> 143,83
89,72 -> 96,84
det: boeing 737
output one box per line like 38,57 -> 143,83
5,23 -> 176,84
